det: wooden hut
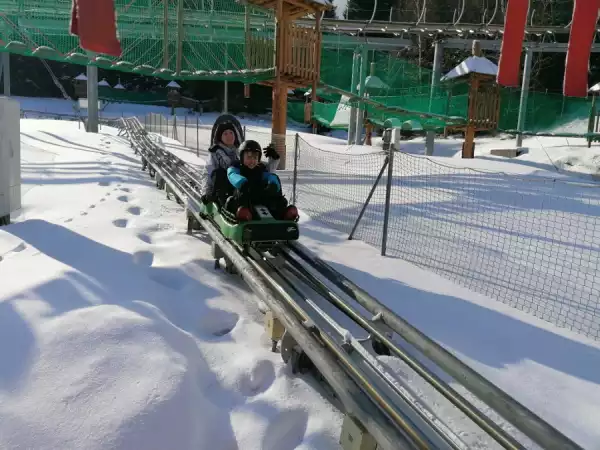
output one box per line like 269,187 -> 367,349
441,41 -> 500,158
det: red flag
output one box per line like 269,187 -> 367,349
70,0 -> 122,57
563,0 -> 600,97
497,0 -> 529,87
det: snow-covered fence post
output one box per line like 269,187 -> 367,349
292,133 -> 300,204
381,124 -> 399,256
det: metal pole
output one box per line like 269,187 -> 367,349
381,131 -> 396,256
347,50 -> 359,145
86,62 -> 99,133
163,0 -> 169,69
516,48 -> 533,148
176,0 -> 184,74
429,41 -> 443,112
2,53 -> 10,96
292,134 -> 300,204
355,46 -> 368,145
223,44 -> 229,114
348,157 -> 388,240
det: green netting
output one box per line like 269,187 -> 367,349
0,0 -> 275,82
1,0 -> 596,133
98,86 -> 167,105
287,101 -> 305,124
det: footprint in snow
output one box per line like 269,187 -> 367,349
127,206 -> 142,216
261,409 -> 309,450
132,250 -> 154,267
136,233 -> 152,244
238,359 -> 276,397
117,195 -> 129,203
112,218 -> 128,228
197,309 -> 239,338
11,243 -> 26,253
0,242 -> 27,261
147,268 -> 190,291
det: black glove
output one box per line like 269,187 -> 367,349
264,144 -> 280,160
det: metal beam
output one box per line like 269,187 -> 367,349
441,39 -> 600,53
303,18 -> 580,37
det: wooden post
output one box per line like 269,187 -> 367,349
462,75 -> 479,158
271,0 -> 287,168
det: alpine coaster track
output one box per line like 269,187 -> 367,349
118,117 -> 583,450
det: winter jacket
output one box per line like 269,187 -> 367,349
227,162 -> 281,193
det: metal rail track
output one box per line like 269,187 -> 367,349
117,116 -> 584,450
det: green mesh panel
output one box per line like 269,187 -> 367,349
1,0 -> 595,133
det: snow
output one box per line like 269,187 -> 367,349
441,56 -> 499,81
1,119 -> 342,450
3,96 -> 600,449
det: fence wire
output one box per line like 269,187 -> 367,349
293,137 -> 600,341
142,114 -> 600,341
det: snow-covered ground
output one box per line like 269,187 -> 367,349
2,97 -> 600,449
1,119 -> 342,450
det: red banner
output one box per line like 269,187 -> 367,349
70,0 -> 122,57
497,0 -> 529,87
563,0 -> 600,97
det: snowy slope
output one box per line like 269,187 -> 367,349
0,119 -> 343,450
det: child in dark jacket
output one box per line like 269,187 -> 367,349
225,140 -> 288,219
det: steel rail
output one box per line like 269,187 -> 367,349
279,247 -> 525,450
249,248 -> 466,450
288,242 -> 584,450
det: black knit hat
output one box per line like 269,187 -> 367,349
213,121 -> 242,147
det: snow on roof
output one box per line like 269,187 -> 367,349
74,73 -> 87,81
114,83 -> 125,90
167,80 -> 181,89
358,75 -> 390,92
98,79 -> 111,87
441,56 -> 498,82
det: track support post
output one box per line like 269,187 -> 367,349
265,310 -> 285,352
339,415 -> 377,450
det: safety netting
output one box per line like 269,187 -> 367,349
0,0 -> 276,82
0,0 -> 595,134
310,47 -> 595,135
